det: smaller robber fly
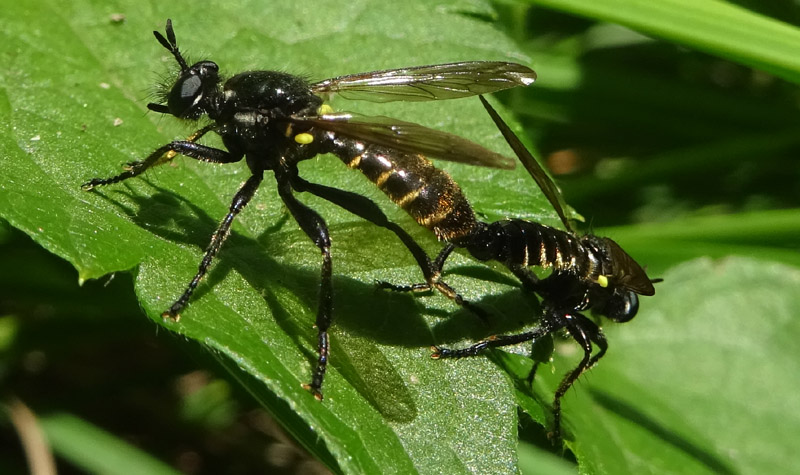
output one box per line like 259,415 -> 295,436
410,97 -> 659,440
82,19 -> 536,399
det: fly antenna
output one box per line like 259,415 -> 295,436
153,19 -> 188,71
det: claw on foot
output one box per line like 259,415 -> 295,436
302,383 -> 324,401
161,310 -> 181,322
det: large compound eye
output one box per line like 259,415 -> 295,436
166,61 -> 219,118
605,291 -> 639,322
168,73 -> 203,117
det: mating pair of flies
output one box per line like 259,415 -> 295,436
83,20 -> 656,438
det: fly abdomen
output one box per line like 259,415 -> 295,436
324,135 -> 479,242
476,220 -> 590,275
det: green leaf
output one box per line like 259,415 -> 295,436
5,1 -> 798,474
572,257 -> 800,474
504,257 -> 800,474
38,412 -> 179,475
526,0 -> 800,83
0,1 -> 546,473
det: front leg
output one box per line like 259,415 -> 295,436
81,125 -> 239,190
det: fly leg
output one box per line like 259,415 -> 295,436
276,171 -> 333,399
162,173 -> 263,320
83,124 -> 249,321
291,176 -> 484,318
377,243 -> 489,320
431,309 -> 562,359
289,176 -> 437,286
81,125 -> 231,189
549,312 -> 607,441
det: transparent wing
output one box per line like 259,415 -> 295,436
292,112 -> 516,169
479,95 -> 574,231
311,61 -> 536,103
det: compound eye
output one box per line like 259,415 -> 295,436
168,73 -> 203,117
199,61 -> 219,75
606,291 -> 639,322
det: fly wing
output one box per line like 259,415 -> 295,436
479,96 -> 574,231
311,61 -> 536,103
292,112 -> 516,169
603,238 -> 656,296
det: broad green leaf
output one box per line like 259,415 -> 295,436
4,1 -> 799,474
0,1 -> 545,473
504,257 -> 800,474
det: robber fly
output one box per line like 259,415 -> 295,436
82,19 -> 537,398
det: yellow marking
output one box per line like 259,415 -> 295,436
395,188 -> 422,208
295,132 -> 314,144
156,150 -> 178,165
420,207 -> 452,227
521,243 -> 529,268
596,275 -> 609,288
539,244 -> 551,269
157,128 -> 204,164
554,247 -> 564,269
346,153 -> 363,168
317,104 -> 334,115
375,169 -> 394,187
284,124 -> 294,137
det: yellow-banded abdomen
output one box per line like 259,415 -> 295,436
323,133 -> 479,244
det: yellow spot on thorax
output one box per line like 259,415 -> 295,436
317,104 -> 334,115
596,275 -> 609,288
295,132 -> 314,144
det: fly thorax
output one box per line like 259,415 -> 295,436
580,234 -> 615,288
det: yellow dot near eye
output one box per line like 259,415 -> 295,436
596,275 -> 609,288
317,104 -> 334,115
295,133 -> 314,144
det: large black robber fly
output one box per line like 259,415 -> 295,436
408,96 -> 658,439
82,19 -> 537,398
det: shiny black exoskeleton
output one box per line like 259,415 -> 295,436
82,19 -> 537,399
419,97 -> 657,439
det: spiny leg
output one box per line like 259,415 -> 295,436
81,124 -> 225,190
276,172 -> 333,399
432,314 -> 563,359
549,312 -> 605,441
293,175 -> 486,318
82,125 -> 248,319
433,303 -> 604,441
375,244 -> 454,294
432,330 -> 541,359
162,173 -> 264,320
376,244 -> 489,319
